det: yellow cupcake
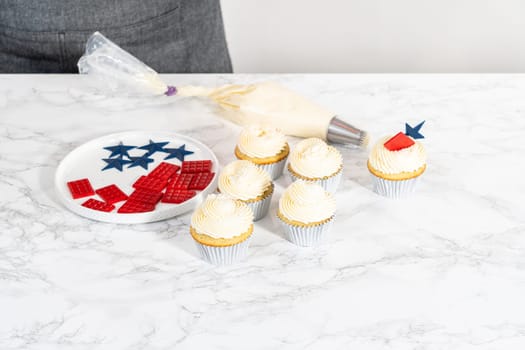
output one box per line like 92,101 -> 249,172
287,138 -> 343,193
218,160 -> 274,221
190,194 -> 254,264
235,125 -> 289,180
368,135 -> 427,198
277,181 -> 336,246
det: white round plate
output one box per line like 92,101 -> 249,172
55,131 -> 219,224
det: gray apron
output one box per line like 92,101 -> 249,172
0,0 -> 232,73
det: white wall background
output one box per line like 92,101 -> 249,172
221,0 -> 525,73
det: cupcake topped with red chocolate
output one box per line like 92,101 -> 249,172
367,121 -> 427,198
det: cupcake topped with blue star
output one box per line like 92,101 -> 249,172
367,121 -> 427,198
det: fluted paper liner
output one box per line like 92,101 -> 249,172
289,169 -> 342,194
371,173 -> 421,199
244,187 -> 273,221
257,156 -> 287,181
194,235 -> 252,265
278,215 -> 334,247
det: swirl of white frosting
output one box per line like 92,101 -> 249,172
279,180 -> 336,224
368,136 -> 427,174
218,160 -> 272,200
237,125 -> 288,158
289,138 -> 342,178
191,194 -> 254,239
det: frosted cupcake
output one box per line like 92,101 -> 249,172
277,180 -> 336,247
234,125 -> 289,180
367,121 -> 427,198
190,194 -> 254,265
218,160 -> 273,221
287,138 -> 343,193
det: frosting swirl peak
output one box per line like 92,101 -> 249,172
289,138 -> 342,178
279,180 -> 336,224
218,160 -> 272,200
191,194 -> 253,239
237,125 -> 288,158
368,136 -> 426,175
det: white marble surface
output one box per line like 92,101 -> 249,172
1,74 -> 525,350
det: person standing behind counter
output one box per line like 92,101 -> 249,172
0,0 -> 232,73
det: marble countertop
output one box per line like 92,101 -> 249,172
1,74 -> 524,349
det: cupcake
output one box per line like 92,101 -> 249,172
277,180 -> 336,247
190,194 -> 254,265
234,125 -> 289,180
367,121 -> 427,198
218,160 -> 273,221
287,138 -> 343,193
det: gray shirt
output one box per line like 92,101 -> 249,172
0,0 -> 232,73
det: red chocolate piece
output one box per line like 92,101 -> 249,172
117,200 -> 155,214
188,172 -> 215,190
167,173 -> 195,190
128,188 -> 163,205
133,175 -> 168,192
161,189 -> 197,204
95,184 -> 128,204
82,198 -> 115,212
384,132 -> 415,151
67,178 -> 95,199
148,162 -> 180,180
181,160 -> 212,174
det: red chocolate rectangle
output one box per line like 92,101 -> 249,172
117,200 -> 155,213
161,189 -> 197,204
148,162 -> 180,180
167,173 -> 195,190
384,132 -> 415,151
188,172 -> 215,190
82,198 -> 115,212
67,178 -> 95,199
180,160 -> 212,174
128,188 -> 163,205
133,175 -> 168,192
95,184 -> 128,204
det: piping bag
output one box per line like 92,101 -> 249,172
78,32 -> 368,147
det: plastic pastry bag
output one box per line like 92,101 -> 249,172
78,32 -> 365,144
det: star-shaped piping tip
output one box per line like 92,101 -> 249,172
405,121 -> 425,139
103,142 -> 136,158
164,144 -> 194,162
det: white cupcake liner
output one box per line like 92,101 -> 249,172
289,169 -> 342,194
256,156 -> 287,180
244,187 -> 273,221
194,235 -> 252,265
371,173 -> 421,198
278,216 -> 334,247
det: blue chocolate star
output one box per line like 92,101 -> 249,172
164,144 -> 194,162
102,156 -> 132,172
128,154 -> 155,170
405,121 -> 425,139
103,142 -> 136,158
137,140 -> 170,156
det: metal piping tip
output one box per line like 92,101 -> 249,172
326,116 -> 368,147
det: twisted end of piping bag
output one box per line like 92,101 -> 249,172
165,86 -> 177,96
326,116 -> 369,148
